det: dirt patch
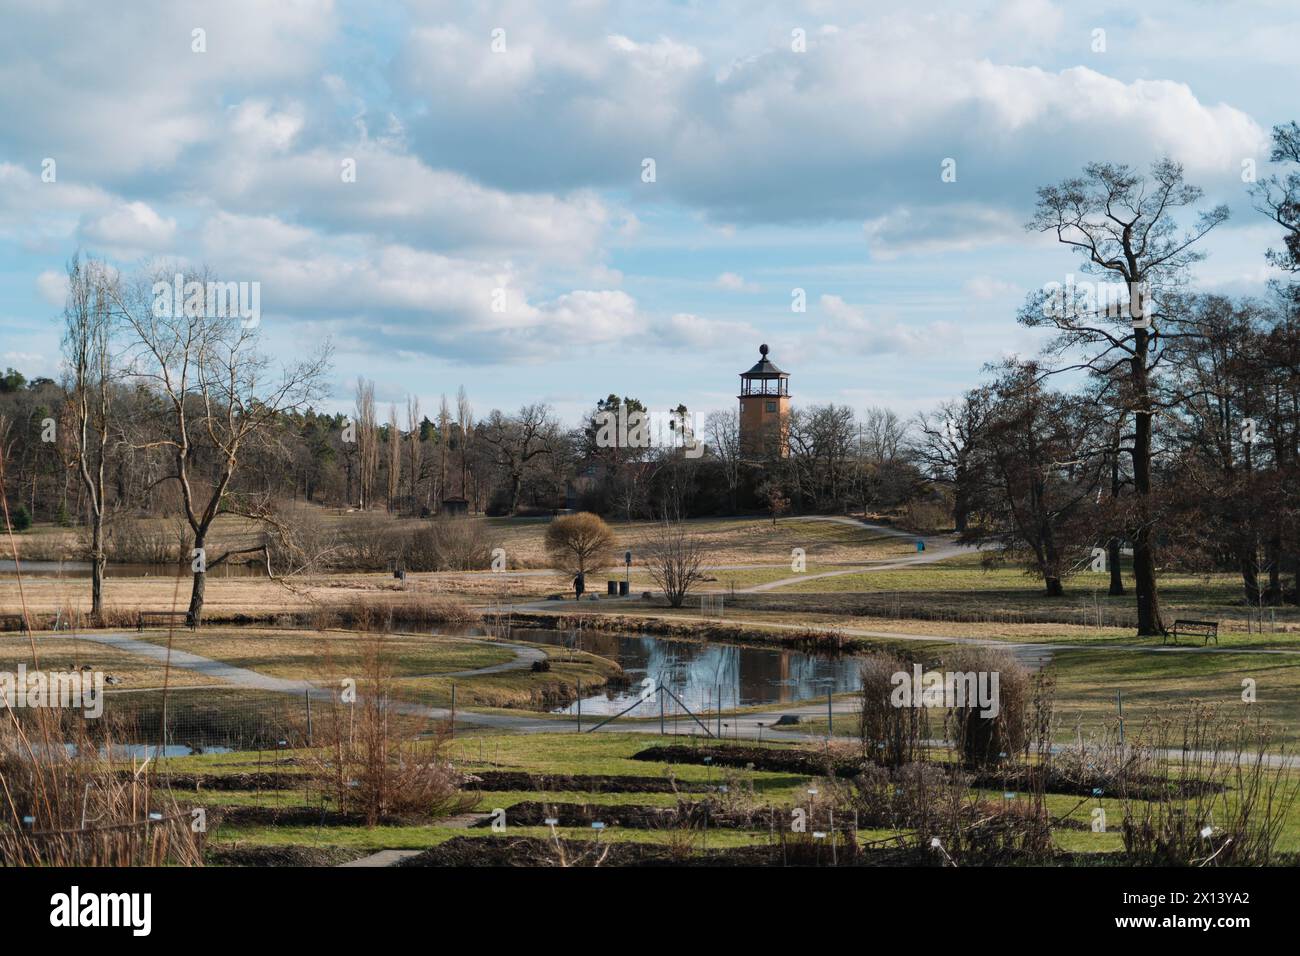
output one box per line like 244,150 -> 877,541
467,770 -> 713,794
633,745 -> 1224,800
634,744 -> 847,777
145,771 -> 304,792
211,805 -> 435,828
475,800 -> 774,830
397,835 -> 934,867
206,843 -> 368,867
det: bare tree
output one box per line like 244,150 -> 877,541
61,255 -> 116,621
1023,159 -> 1228,635
643,516 -> 710,607
386,403 -> 400,512
914,391 -> 991,534
455,385 -> 473,499
116,268 -> 329,626
405,394 -> 422,513
437,393 -> 450,508
354,378 -> 377,510
478,403 -> 557,515
544,512 -> 615,577
705,409 -> 741,512
1252,121 -> 1300,273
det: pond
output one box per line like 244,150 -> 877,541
495,627 -> 866,717
465,625 -> 1054,718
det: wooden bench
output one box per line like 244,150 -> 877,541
136,610 -> 195,631
1164,619 -> 1218,646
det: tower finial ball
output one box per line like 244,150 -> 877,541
759,343 -> 769,357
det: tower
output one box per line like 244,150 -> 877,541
738,343 -> 790,458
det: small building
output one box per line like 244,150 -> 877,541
738,343 -> 790,458
440,496 -> 469,517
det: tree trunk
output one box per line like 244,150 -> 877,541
1266,533 -> 1282,604
953,467 -> 968,534
1130,364 -> 1163,636
186,534 -> 206,628
1239,544 -> 1261,606
1044,576 -> 1064,597
90,518 -> 105,622
1107,537 -> 1124,596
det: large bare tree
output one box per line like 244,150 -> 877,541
1022,159 -> 1227,635
478,403 -> 557,515
61,255 -> 116,622
116,268 -> 329,626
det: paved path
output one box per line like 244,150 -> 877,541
338,849 -> 425,867
77,631 -> 552,695
742,518 -> 971,592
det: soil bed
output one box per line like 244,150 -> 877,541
633,745 -> 1225,800
206,844 -> 368,867
467,770 -> 712,793
398,835 -> 944,867
473,800 -> 772,830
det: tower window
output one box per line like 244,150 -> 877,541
765,401 -> 777,413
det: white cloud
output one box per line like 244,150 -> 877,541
35,269 -> 68,306
716,271 -> 760,292
816,294 -> 960,356
80,201 -> 178,253
655,312 -> 758,349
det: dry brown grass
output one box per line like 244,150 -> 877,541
0,707 -> 204,866
0,635 -> 221,689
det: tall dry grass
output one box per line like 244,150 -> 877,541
0,707 -> 204,866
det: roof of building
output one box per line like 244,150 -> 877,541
742,343 -> 788,377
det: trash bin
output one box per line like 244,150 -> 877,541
607,580 -> 618,595
916,540 -> 925,553
619,580 -> 629,596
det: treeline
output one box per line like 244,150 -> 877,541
2,123 -> 1297,635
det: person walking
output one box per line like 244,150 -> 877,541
573,570 -> 585,602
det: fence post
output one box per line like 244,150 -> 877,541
659,687 -> 665,735
305,690 -> 312,747
450,683 -> 456,738
576,680 -> 582,733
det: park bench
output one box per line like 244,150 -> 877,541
1164,619 -> 1218,646
136,610 -> 195,631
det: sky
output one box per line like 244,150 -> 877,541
0,0 -> 1296,426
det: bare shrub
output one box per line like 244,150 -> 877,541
104,515 -> 187,564
544,512 -> 615,577
941,646 -> 1031,769
642,518 -> 710,608
1119,705 -> 1295,866
334,512 -> 404,571
296,633 -> 475,827
406,517 -> 492,571
266,502 -> 340,576
858,652 -> 929,767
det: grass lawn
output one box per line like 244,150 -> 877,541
0,633 -> 221,689
133,628 -> 516,680
147,725 -> 1300,860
